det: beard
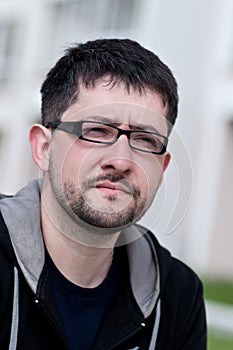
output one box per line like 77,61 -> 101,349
49,162 -> 147,229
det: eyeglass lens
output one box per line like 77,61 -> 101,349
81,122 -> 165,153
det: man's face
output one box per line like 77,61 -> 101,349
47,80 -> 170,231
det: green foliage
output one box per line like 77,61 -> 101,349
203,279 -> 233,305
208,329 -> 233,350
203,278 -> 233,349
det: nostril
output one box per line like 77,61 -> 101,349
101,161 -> 131,176
103,164 -> 115,170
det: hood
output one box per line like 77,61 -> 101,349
0,179 -> 162,319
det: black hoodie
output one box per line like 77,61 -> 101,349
0,180 -> 207,349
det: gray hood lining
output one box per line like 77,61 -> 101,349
0,180 -> 44,293
125,227 -> 160,318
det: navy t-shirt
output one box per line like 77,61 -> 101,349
46,250 -> 121,350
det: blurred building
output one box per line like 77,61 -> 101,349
0,0 -> 233,278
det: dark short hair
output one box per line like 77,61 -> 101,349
41,38 -> 178,133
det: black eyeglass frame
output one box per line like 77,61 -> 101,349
46,120 -> 169,155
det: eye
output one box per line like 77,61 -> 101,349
132,132 -> 163,151
134,134 -> 158,145
82,124 -> 114,140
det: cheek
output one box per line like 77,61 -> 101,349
140,159 -> 164,196
60,141 -> 101,184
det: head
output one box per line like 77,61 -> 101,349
40,38 -> 178,134
30,38 -> 179,243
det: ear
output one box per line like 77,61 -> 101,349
29,124 -> 52,172
158,151 -> 171,186
162,151 -> 171,172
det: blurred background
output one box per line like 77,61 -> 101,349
0,0 -> 233,348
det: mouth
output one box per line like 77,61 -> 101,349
95,181 -> 133,196
83,174 -> 140,199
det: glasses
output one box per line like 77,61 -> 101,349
46,120 -> 168,155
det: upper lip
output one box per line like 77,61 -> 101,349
95,181 -> 133,194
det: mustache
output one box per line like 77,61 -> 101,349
83,173 -> 140,198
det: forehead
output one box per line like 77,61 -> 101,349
61,80 -> 169,133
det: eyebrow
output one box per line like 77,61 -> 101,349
85,115 -> 160,133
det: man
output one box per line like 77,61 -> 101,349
0,38 -> 206,349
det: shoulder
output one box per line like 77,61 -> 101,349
142,227 -> 202,290
141,229 -> 207,347
163,254 -> 204,319
135,225 -> 204,306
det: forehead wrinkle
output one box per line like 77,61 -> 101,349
84,115 -> 116,123
129,122 -> 160,133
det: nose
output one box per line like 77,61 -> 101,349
101,135 -> 134,175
